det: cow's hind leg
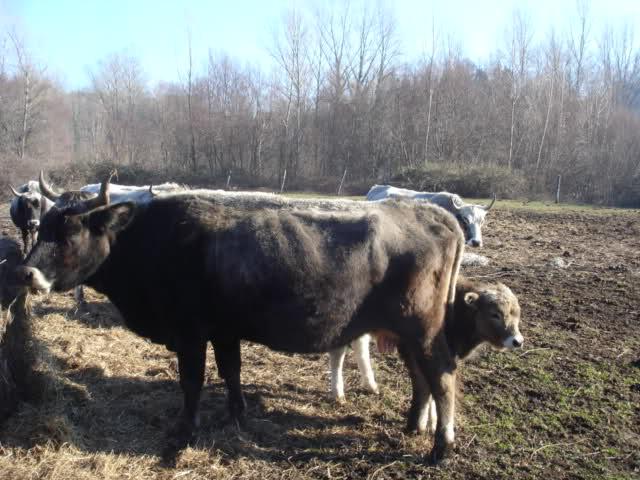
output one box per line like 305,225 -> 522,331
171,340 -> 207,447
329,346 -> 347,402
353,334 -> 379,395
398,344 -> 431,434
213,339 -> 246,426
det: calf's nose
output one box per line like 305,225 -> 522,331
469,239 -> 481,248
512,335 -> 523,348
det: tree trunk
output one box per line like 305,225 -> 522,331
20,69 -> 30,159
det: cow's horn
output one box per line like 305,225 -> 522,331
9,185 -> 21,197
84,170 -> 115,209
39,171 -> 61,201
483,193 -> 496,211
450,195 -> 463,210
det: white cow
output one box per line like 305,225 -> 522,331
366,185 -> 495,248
80,181 -> 184,204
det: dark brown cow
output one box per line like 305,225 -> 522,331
17,179 -> 464,462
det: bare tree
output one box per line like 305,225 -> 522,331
505,10 -> 533,170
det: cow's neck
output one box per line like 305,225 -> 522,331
446,285 -> 483,360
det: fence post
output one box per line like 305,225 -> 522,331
555,175 -> 561,204
280,169 -> 287,193
337,168 -> 348,195
226,171 -> 232,190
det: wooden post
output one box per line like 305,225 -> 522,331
555,175 -> 561,204
226,171 -> 232,190
337,168 -> 348,195
280,169 -> 287,193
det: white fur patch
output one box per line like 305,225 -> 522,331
444,417 -> 455,443
329,347 -> 347,401
29,268 -> 52,293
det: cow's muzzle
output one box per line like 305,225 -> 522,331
466,239 -> 482,248
502,333 -> 524,349
27,219 -> 40,230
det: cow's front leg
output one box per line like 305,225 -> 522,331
171,340 -> 207,446
213,338 -> 246,426
21,231 -> 30,255
417,335 -> 457,463
398,344 -> 431,434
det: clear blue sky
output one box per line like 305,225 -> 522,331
1,0 -> 639,90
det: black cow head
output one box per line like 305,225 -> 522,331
10,185 -> 42,232
16,174 -> 135,293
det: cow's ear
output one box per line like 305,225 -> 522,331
464,292 -> 479,308
86,202 -> 135,235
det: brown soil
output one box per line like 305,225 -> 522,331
0,203 -> 638,479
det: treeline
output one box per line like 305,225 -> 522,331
1,4 -> 640,205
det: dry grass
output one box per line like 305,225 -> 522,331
0,201 -> 639,479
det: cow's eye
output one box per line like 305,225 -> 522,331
33,199 -> 40,207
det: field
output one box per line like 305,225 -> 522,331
0,198 -> 639,479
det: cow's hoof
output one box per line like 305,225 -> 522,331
405,415 -> 420,434
231,412 -> 248,431
333,394 -> 346,404
366,384 -> 380,395
429,441 -> 454,465
167,419 -> 196,450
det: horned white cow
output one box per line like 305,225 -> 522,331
366,185 -> 495,248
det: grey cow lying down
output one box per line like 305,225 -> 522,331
330,276 -> 523,432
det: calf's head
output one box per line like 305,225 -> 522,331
464,281 -> 523,350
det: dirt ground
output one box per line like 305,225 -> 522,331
0,201 -> 638,480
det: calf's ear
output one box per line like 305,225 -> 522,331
464,292 -> 479,308
86,202 -> 135,235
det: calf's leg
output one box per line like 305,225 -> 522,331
398,344 -> 431,434
426,395 -> 437,434
415,334 -> 457,463
213,339 -> 246,425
